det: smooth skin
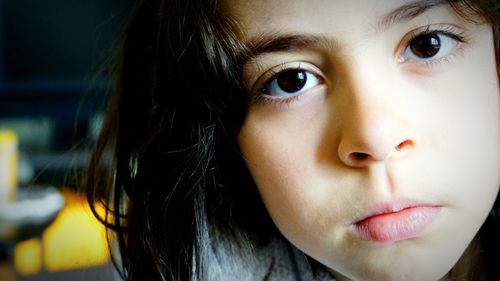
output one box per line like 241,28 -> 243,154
226,0 -> 500,280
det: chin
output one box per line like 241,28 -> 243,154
324,243 -> 467,281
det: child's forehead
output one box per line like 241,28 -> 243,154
222,0 -> 454,40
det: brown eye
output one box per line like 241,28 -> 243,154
409,34 -> 441,58
275,69 -> 307,93
260,68 -> 322,98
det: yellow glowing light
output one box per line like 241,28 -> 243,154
13,190 -> 110,274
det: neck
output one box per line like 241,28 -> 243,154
448,234 -> 486,281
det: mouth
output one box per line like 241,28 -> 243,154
351,199 -> 442,243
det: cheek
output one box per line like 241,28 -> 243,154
431,49 -> 499,199
236,94 -> 341,246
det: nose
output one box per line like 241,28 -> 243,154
337,96 -> 416,168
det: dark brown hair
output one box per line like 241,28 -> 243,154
84,0 -> 500,280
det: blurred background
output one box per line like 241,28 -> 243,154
0,0 -> 134,280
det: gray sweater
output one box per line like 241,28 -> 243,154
262,238 -> 336,281
206,236 -> 336,281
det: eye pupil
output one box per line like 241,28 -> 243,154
276,69 -> 307,93
410,34 -> 441,58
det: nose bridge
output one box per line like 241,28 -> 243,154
337,62 -> 415,167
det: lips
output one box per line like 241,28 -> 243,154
352,199 -> 442,243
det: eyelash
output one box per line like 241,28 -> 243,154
252,90 -> 303,107
251,64 -> 325,107
398,24 -> 468,68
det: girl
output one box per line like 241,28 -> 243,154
84,0 -> 500,280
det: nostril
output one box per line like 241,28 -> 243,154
396,140 -> 414,152
351,152 -> 369,161
341,139 -> 415,166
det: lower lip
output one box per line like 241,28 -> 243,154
353,206 -> 441,243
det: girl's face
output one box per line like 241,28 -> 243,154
228,0 -> 500,280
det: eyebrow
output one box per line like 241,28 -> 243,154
244,34 -> 338,60
377,0 -> 447,31
243,0 -> 447,60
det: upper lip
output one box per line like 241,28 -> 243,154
352,198 -> 442,224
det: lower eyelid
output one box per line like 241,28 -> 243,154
403,42 -> 466,70
395,24 -> 467,59
268,71 -> 323,95
252,62 -> 324,90
252,83 -> 327,108
398,36 -> 467,71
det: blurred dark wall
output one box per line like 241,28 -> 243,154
0,0 -> 132,185
0,0 -> 132,117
